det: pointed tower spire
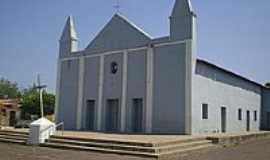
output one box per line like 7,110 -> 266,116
60,15 -> 78,41
170,0 -> 196,41
59,15 -> 79,58
171,0 -> 194,17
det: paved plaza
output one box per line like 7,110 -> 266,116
1,138 -> 270,160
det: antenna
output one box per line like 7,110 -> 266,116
114,0 -> 120,13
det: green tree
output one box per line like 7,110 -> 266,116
0,78 -> 21,98
21,86 -> 55,120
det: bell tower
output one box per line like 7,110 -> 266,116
170,0 -> 196,41
59,16 -> 78,58
170,0 -> 197,134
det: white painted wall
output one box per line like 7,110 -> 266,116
192,62 -> 261,134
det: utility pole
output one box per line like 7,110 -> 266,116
35,74 -> 47,118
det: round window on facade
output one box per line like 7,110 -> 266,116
111,62 -> 118,74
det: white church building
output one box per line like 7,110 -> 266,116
55,0 -> 270,135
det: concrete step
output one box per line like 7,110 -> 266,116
48,138 -> 156,153
158,140 -> 212,153
51,135 -> 154,147
0,130 -> 29,144
0,137 -> 26,145
48,138 -> 212,154
41,142 -> 159,158
0,132 -> 29,138
50,135 -> 207,147
0,129 -> 28,135
157,137 -> 207,147
45,137 -> 214,157
161,143 -> 216,157
0,129 -> 215,158
42,140 -> 214,158
0,130 -> 29,145
0,134 -> 28,141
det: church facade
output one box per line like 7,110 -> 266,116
55,0 -> 270,135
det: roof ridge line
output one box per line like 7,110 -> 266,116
114,13 -> 153,39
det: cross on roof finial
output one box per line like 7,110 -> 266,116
114,0 -> 120,13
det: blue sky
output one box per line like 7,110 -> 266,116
0,0 -> 269,93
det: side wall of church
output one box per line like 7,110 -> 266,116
192,62 -> 261,134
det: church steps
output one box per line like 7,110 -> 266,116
42,136 -> 214,157
47,137 -> 212,154
0,137 -> 26,144
41,140 -> 214,158
0,132 -> 29,138
40,142 -> 159,158
0,129 -> 216,158
0,130 -> 28,145
47,138 -> 157,153
0,130 -> 28,135
50,135 -> 154,147
157,140 -> 212,153
156,137 -> 207,147
0,135 -> 28,141
50,135 -> 206,147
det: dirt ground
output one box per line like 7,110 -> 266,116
186,138 -> 270,160
0,139 -> 270,160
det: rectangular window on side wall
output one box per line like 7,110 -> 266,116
238,109 -> 242,120
254,111 -> 257,121
202,104 -> 208,119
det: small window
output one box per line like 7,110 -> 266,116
238,109 -> 242,120
202,104 -> 208,119
254,111 -> 257,121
